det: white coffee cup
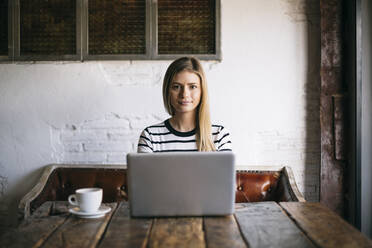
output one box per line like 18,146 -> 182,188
68,188 -> 103,213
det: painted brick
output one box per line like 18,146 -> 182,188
60,130 -> 107,142
107,130 -> 136,141
257,130 -> 280,137
63,143 -> 82,152
62,152 -> 106,163
81,119 -> 130,130
104,113 -> 123,120
132,142 -> 139,151
83,141 -> 132,152
98,62 -> 166,86
277,142 -> 298,151
107,153 -> 127,163
51,116 -> 164,166
257,151 -> 303,163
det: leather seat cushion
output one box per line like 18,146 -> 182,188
235,171 -> 281,202
30,168 -> 284,212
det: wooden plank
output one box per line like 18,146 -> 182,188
280,202 -> 372,248
234,202 -> 315,248
98,201 -> 152,248
0,201 -> 69,248
148,217 -> 205,248
42,202 -> 117,248
204,214 -> 247,248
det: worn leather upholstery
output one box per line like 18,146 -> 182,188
29,168 -> 298,214
236,171 -> 280,202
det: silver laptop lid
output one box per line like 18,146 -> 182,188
127,152 -> 235,217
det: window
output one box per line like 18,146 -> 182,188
88,0 -> 146,55
20,0 -> 77,58
1,0 -> 221,61
157,0 -> 216,55
0,0 -> 8,57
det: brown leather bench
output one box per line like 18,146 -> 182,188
18,164 -> 305,220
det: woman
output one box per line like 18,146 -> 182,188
137,57 -> 231,152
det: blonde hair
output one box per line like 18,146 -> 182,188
162,57 -> 216,151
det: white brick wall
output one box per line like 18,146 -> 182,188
249,126 -> 320,201
98,61 -> 168,86
51,113 -> 162,165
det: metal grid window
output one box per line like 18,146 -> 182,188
1,0 -> 221,61
0,0 -> 9,57
19,0 -> 77,59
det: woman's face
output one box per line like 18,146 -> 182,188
169,70 -> 202,115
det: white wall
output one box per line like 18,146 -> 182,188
0,0 -> 321,227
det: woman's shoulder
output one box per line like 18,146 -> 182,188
141,120 -> 168,135
211,123 -> 231,139
211,123 -> 228,133
211,123 -> 232,151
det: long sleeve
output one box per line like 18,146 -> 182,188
214,126 -> 232,151
137,128 -> 154,153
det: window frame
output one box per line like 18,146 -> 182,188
1,0 -> 221,62
0,0 -> 13,61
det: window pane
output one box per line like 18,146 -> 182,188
20,0 -> 76,55
0,0 -> 7,56
158,0 -> 216,55
89,0 -> 146,55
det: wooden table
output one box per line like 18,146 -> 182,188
1,201 -> 372,248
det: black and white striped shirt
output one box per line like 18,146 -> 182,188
137,119 -> 232,153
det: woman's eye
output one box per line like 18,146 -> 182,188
190,85 -> 197,89
172,85 -> 180,90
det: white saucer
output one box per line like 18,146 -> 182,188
69,205 -> 111,219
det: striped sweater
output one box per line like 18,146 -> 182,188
137,119 -> 232,153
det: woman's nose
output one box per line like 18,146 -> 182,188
180,88 -> 189,97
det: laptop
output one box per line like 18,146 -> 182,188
127,152 -> 236,217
